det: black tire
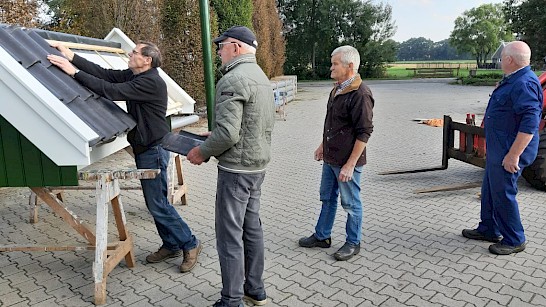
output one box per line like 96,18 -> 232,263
522,130 -> 546,191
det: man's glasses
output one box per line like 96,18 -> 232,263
129,49 -> 141,56
218,42 -> 240,50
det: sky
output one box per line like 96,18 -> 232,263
376,0 -> 506,42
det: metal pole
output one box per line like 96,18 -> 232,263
199,0 -> 215,131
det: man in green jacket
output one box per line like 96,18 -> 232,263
187,26 -> 275,307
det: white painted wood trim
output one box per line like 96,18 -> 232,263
0,47 -> 98,166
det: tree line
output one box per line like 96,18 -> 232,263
1,0 -> 546,90
396,38 -> 472,61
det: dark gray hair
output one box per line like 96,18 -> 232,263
139,41 -> 162,68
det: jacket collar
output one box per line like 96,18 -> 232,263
501,65 -> 530,86
331,74 -> 362,98
220,54 -> 257,75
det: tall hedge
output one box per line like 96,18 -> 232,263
211,0 -> 253,32
46,0 -> 161,41
252,0 -> 285,77
161,0 -> 218,109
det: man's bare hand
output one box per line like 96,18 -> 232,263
187,146 -> 206,165
339,163 -> 355,182
314,143 -> 324,161
47,54 -> 77,77
502,153 -> 520,174
49,42 -> 75,61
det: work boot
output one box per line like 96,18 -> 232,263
146,247 -> 183,263
213,299 -> 244,307
333,242 -> 360,261
489,242 -> 526,255
179,240 -> 202,272
462,229 -> 502,243
244,291 -> 267,306
298,234 -> 331,248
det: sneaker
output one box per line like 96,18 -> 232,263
179,240 -> 202,272
213,299 -> 244,307
298,234 -> 331,248
489,242 -> 526,255
462,229 -> 502,243
146,247 -> 183,263
244,291 -> 267,306
333,242 -> 360,261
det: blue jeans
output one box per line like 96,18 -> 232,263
135,146 -> 198,252
315,163 -> 363,245
215,169 -> 266,307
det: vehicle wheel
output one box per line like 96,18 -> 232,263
522,130 -> 546,191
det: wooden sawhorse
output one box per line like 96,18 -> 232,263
1,169 -> 159,305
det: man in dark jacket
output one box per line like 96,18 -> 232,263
299,45 -> 374,261
187,26 -> 275,307
48,42 -> 201,272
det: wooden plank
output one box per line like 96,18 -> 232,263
110,185 -> 136,267
103,237 -> 134,275
50,186 -> 142,191
30,187 -> 96,244
29,190 -> 39,224
94,175 -> 109,306
0,245 -> 116,252
79,169 -> 160,181
46,39 -> 125,54
414,182 -> 482,194
174,155 -> 187,205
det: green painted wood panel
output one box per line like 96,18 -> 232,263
0,115 -> 78,187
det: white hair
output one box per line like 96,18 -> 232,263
236,40 -> 256,54
331,45 -> 360,73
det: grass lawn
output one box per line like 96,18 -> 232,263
384,61 -> 504,79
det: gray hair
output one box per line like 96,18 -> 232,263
331,46 -> 360,73
503,41 -> 531,67
138,41 -> 162,68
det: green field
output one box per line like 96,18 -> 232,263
385,61 -> 501,79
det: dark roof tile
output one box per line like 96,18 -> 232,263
0,25 -> 136,148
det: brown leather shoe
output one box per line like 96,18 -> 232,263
146,247 -> 183,263
179,241 -> 202,272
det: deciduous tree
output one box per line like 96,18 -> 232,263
278,0 -> 396,79
449,3 -> 512,67
503,0 -> 546,66
0,0 -> 39,27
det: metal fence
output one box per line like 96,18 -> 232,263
271,75 -> 298,106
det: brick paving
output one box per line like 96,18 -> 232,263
1,79 -> 545,306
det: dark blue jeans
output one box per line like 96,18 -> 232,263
135,146 -> 198,252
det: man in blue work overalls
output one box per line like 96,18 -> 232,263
462,41 -> 543,255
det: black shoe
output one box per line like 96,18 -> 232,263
244,291 -> 267,306
489,242 -> 526,255
333,242 -> 360,261
213,299 -> 244,307
298,234 -> 331,248
462,229 -> 502,243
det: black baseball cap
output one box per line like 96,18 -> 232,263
213,26 -> 258,49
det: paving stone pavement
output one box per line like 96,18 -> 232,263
1,79 -> 545,307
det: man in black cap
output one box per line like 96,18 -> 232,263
187,26 -> 274,307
